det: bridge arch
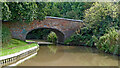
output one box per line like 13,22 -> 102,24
25,27 -> 65,43
4,16 -> 84,44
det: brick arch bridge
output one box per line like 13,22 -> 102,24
4,16 -> 84,43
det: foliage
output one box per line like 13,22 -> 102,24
64,34 -> 84,45
75,2 -> 119,46
46,5 -> 61,17
83,2 -> 120,46
47,31 -> 57,43
2,2 -> 47,22
0,23 -> 1,46
65,2 -> 120,55
46,2 -> 93,19
2,25 -> 11,46
26,29 -> 51,40
2,2 -> 11,21
93,28 -> 120,55
65,27 -> 94,46
2,2 -> 93,22
2,2 -> 120,55
84,2 -> 119,29
26,29 -> 58,43
66,10 -> 79,19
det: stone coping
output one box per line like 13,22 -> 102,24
0,46 -> 39,61
46,16 -> 83,22
8,53 -> 37,67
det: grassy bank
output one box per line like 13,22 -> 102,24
0,39 -> 39,56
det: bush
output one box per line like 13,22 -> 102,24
78,2 -> 120,47
65,2 -> 120,55
93,28 -> 120,55
47,31 -> 57,43
84,2 -> 119,26
64,34 -> 84,45
65,27 -> 94,46
2,25 -> 11,46
85,2 -> 119,35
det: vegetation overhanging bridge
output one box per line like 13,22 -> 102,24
4,16 -> 84,43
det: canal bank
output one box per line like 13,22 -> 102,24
0,39 -> 39,67
0,46 -> 39,67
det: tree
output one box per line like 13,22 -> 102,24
47,31 -> 57,43
45,2 -> 93,19
84,2 -> 119,36
2,2 -> 11,21
2,2 -> 47,22
45,2 -> 61,17
66,10 -> 79,19
65,2 -> 120,47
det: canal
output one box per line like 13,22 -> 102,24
18,44 -> 119,66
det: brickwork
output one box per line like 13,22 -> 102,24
4,16 -> 84,43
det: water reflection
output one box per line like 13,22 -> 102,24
47,45 -> 58,54
18,44 -> 119,66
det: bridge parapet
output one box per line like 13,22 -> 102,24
46,16 -> 83,22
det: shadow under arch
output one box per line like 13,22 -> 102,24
25,27 -> 65,43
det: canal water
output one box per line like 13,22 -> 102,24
18,44 -> 119,66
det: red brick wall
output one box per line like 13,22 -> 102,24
4,17 -> 84,43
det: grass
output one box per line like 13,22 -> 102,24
0,39 -> 39,56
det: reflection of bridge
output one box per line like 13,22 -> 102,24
4,16 -> 84,43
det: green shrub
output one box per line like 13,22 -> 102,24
65,27 -> 95,46
84,2 -> 119,36
93,28 -> 120,55
64,34 -> 83,45
65,2 -> 120,55
75,2 -> 119,47
47,31 -> 57,43
2,25 -> 11,46
84,2 -> 119,26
